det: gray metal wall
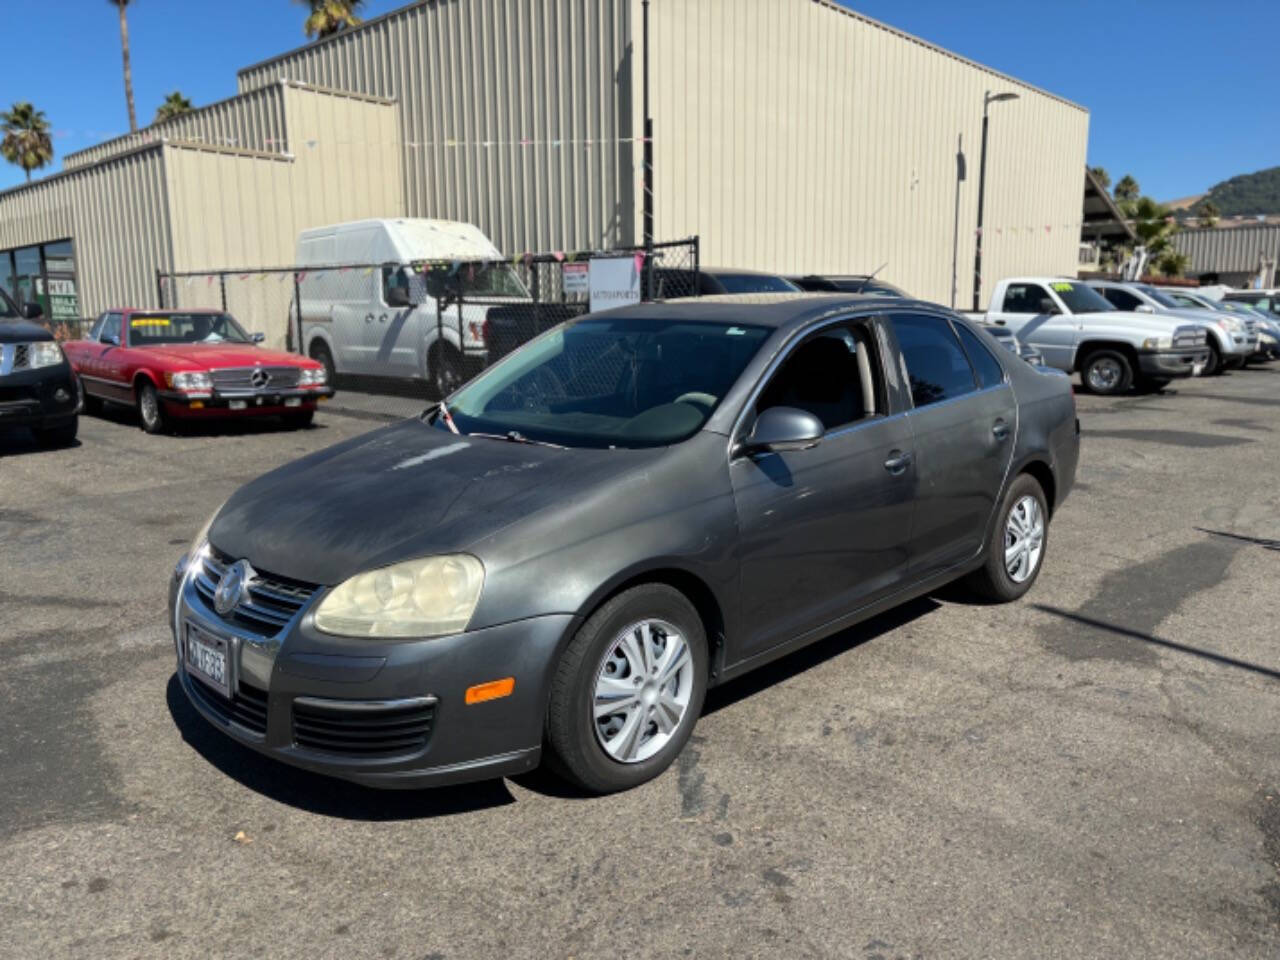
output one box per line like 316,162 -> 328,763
238,0 -> 635,256
64,84 -> 290,171
0,145 -> 172,315
1174,224 -> 1280,275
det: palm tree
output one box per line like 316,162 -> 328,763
108,1 -> 138,132
154,91 -> 194,124
298,0 -> 366,39
1,102 -> 54,182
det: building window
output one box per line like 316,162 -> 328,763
0,238 -> 79,321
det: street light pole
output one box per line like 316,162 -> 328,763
972,90 -> 1019,311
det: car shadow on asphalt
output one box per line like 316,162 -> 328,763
164,673 -> 517,819
90,402 -> 328,438
0,432 -> 82,457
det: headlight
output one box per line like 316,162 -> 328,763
1215,318 -> 1241,333
166,371 -> 213,391
28,341 -> 65,369
299,366 -> 327,385
179,502 -> 223,576
1142,336 -> 1172,350
314,555 -> 485,638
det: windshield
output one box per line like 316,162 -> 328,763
441,316 -> 772,448
716,274 -> 800,294
1135,285 -> 1184,310
1049,281 -> 1114,313
456,262 -> 528,298
0,288 -> 18,319
127,312 -> 252,346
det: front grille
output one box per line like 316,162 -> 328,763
1173,326 -> 1207,349
210,366 -> 301,391
187,674 -> 269,736
0,343 -> 32,375
193,549 -> 318,636
292,698 -> 436,759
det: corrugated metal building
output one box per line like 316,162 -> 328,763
1,0 -> 1089,323
1173,224 -> 1280,287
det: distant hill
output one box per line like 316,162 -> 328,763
1199,166 -> 1280,216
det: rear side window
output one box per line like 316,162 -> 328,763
889,314 -> 978,408
954,322 -> 1007,387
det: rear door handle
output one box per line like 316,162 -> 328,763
992,420 -> 1011,441
884,450 -> 913,475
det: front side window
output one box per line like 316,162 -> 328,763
890,314 -> 978,408
100,313 -> 123,344
125,312 -> 251,346
443,317 -> 771,448
954,322 -> 1007,387
755,322 -> 883,430
1002,283 -> 1053,314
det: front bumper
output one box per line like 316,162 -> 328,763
169,557 -> 571,788
0,363 -> 79,429
159,385 -> 334,417
1137,347 -> 1209,378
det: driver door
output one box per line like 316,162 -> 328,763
728,317 -> 915,664
991,282 -> 1079,370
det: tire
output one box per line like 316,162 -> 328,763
429,343 -> 466,398
33,417 -> 78,448
283,409 -> 315,429
77,377 -> 102,415
1079,349 -> 1133,396
545,583 -> 708,794
136,381 -> 167,434
309,341 -> 335,384
1203,341 -> 1223,376
965,473 -> 1049,603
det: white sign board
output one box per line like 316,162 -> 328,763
588,256 -> 641,313
562,261 -> 588,296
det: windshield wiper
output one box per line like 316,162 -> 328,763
468,430 -> 567,450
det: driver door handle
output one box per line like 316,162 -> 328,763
884,450 -> 913,475
992,419 -> 1011,441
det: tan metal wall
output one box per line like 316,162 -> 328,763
0,145 -> 172,315
64,84 -> 290,171
1173,224 -> 1280,275
237,0 -> 635,255
638,0 -> 1090,306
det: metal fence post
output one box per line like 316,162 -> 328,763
155,268 -> 166,309
293,271 -> 303,355
219,273 -> 228,312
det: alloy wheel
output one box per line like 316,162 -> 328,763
592,619 -> 694,764
1004,495 -> 1045,583
139,387 -> 159,429
1087,357 -> 1123,393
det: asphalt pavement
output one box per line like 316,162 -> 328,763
2,369 -> 1279,959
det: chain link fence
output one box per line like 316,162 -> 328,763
157,238 -> 699,421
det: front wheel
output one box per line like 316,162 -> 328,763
965,473 -> 1049,603
1079,349 -> 1133,396
136,382 -> 167,434
309,341 -> 335,384
545,584 -> 708,794
1203,341 -> 1223,376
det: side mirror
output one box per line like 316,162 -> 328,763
106,335 -> 121,346
251,332 -> 266,343
1134,304 -> 1155,314
739,406 -> 824,456
1037,298 -> 1060,315
424,272 -> 446,300
22,301 -> 43,319
386,285 -> 411,308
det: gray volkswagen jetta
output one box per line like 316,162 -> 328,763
171,294 -> 1079,794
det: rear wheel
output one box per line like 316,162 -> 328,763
965,473 -> 1049,602
136,381 -> 167,434
33,417 -> 78,448
1079,349 -> 1133,396
309,341 -> 335,384
429,342 -> 465,397
545,583 -> 708,794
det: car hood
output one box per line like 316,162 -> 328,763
132,343 -> 317,369
0,320 -> 53,344
1076,310 -> 1199,333
208,418 -> 662,585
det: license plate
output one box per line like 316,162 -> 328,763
185,624 -> 230,698
284,397 -> 301,407
229,400 -> 247,410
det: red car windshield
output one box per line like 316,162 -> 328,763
128,312 -> 251,346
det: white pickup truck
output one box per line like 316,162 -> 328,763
964,278 -> 1210,395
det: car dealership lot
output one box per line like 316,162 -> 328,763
3,375 -> 1280,959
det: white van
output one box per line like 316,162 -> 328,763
294,218 -> 530,393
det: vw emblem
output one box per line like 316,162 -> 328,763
250,368 -> 271,389
213,559 -> 254,616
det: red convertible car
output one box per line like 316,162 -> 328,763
66,309 -> 333,433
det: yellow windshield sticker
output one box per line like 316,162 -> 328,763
130,318 -> 171,327
1050,282 -> 1073,292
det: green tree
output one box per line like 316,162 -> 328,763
1130,195 -> 1177,258
108,1 -> 138,132
298,0 -> 366,39
154,91 -> 194,124
1090,166 -> 1111,191
1151,249 -> 1191,278
1,102 -> 54,182
1113,173 -> 1140,214
1196,199 -> 1220,228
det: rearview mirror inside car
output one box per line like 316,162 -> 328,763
251,332 -> 266,343
1037,298 -> 1059,315
739,406 -> 824,456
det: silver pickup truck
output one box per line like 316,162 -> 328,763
964,278 -> 1209,395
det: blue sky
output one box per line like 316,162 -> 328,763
3,0 -> 1276,201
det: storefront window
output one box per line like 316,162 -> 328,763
13,245 -> 40,305
0,239 -> 79,321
